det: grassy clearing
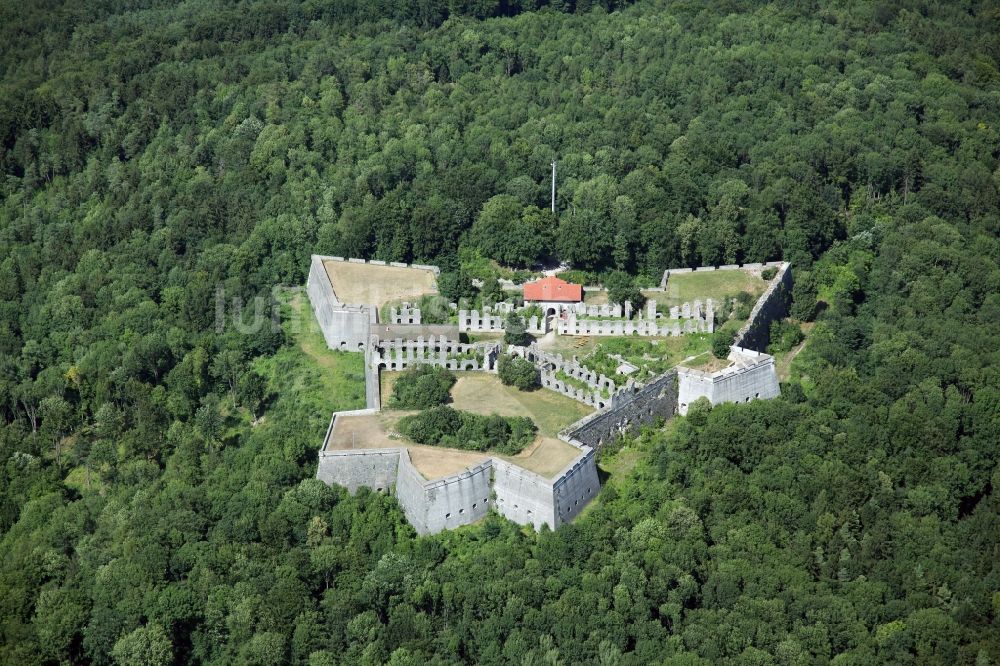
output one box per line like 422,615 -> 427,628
648,269 -> 767,308
464,332 -> 505,344
256,291 -> 366,416
774,321 -> 815,382
448,373 -> 591,437
64,464 -> 105,495
598,445 -> 643,487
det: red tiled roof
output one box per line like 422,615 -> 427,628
523,276 -> 583,302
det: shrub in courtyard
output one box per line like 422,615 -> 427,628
497,355 -> 540,391
390,365 -> 456,408
398,406 -> 536,455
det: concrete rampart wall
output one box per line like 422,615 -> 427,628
364,349 -> 381,410
316,449 -> 399,494
307,255 -> 445,353
676,347 -> 781,415
325,256 -> 441,276
491,460 -> 557,530
712,356 -> 780,405
674,372 -> 713,412
660,260 -> 784,286
393,451 -> 432,532
417,459 -> 493,534
306,256 -> 373,351
734,263 -> 793,352
551,446 -> 601,527
316,412 -> 600,533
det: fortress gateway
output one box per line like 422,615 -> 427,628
307,255 -> 791,534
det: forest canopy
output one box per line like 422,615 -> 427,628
1,0 -> 999,664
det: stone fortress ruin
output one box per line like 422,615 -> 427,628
307,255 -> 792,534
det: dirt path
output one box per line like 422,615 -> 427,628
776,339 -> 807,381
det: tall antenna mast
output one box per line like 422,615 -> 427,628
550,160 -> 557,213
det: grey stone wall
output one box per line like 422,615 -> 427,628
390,304 -> 422,325
492,460 -> 558,529
523,346 -> 616,393
733,262 -> 793,352
564,371 -> 678,449
403,455 -> 493,534
539,371 -> 607,408
458,309 -> 506,333
660,260 -> 781,284
551,446 -> 601,527
392,450 -> 429,529
676,347 -> 781,415
569,302 -> 624,317
316,449 -> 399,494
326,256 -> 441,276
364,348 -> 381,410
371,336 -> 501,373
555,314 -> 712,337
306,256 -> 373,351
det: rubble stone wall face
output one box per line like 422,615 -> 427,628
563,372 -> 679,449
734,263 -> 793,352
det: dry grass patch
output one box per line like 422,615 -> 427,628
323,260 -> 438,308
498,437 -> 580,477
355,372 -> 591,479
325,412 -> 491,480
681,352 -> 735,373
535,332 -> 603,357
448,373 -> 592,438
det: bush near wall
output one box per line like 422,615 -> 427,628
390,366 -> 457,408
498,355 -> 540,391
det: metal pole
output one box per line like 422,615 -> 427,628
551,160 -> 557,213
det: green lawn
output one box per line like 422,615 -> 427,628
255,290 -> 367,416
647,269 -> 767,308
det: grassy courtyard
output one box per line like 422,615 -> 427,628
647,268 -> 768,308
373,371 -> 592,479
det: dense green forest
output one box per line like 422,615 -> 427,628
1,0 -> 999,663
